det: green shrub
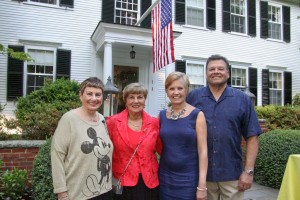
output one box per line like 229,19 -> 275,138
255,130 -> 300,189
293,93 -> 300,106
31,138 -> 56,200
0,104 -> 21,140
255,105 -> 300,130
0,167 -> 28,200
15,78 -> 81,139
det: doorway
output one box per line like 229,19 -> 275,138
113,65 -> 139,113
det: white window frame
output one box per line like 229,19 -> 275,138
230,0 -> 247,34
268,3 -> 282,40
231,65 -> 248,89
23,0 -> 62,8
186,60 -> 205,90
186,0 -> 206,28
269,70 -> 283,106
115,0 -> 140,25
23,46 -> 57,96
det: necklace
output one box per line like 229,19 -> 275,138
170,106 -> 186,120
128,120 -> 142,128
90,113 -> 99,122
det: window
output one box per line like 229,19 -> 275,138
230,0 -> 246,33
26,48 -> 55,94
186,0 -> 205,27
115,0 -> 138,25
186,62 -> 204,90
260,1 -> 290,42
223,0 -> 256,36
7,45 -> 71,100
269,71 -> 283,105
30,0 -> 57,5
231,67 -> 247,88
268,4 -> 281,40
19,0 -> 74,7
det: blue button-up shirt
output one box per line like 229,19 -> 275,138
187,86 -> 261,181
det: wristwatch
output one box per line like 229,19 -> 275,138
244,169 -> 254,176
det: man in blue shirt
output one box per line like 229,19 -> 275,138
187,54 -> 261,200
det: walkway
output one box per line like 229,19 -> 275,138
244,182 -> 279,200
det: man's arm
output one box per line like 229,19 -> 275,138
238,135 -> 259,191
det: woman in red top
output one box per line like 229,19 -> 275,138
106,83 -> 162,200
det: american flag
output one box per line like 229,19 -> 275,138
152,0 -> 175,73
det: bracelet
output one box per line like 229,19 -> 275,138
197,187 -> 207,191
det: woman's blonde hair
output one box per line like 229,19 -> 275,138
165,72 -> 190,92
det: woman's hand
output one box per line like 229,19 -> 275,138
57,192 -> 70,200
196,189 -> 207,200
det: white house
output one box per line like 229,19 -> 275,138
0,0 -> 299,118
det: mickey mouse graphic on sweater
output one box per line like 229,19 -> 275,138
81,127 -> 112,196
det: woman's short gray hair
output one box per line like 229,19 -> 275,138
122,83 -> 148,102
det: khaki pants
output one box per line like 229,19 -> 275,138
207,180 -> 244,200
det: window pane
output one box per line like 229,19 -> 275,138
231,68 -> 246,87
186,63 -> 204,89
115,0 -> 138,25
26,48 -> 55,95
30,0 -> 56,5
186,0 -> 204,27
268,5 -> 282,40
27,65 -> 35,73
45,66 -> 53,74
269,72 -> 282,105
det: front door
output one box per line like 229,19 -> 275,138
113,65 -> 139,113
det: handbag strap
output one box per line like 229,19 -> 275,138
118,133 -> 148,182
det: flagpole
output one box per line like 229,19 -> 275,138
135,0 -> 160,26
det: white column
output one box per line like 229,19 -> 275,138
103,42 -> 113,84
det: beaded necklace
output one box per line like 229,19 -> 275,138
170,106 -> 186,120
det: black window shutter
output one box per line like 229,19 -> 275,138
260,1 -> 268,39
262,69 -> 269,105
56,49 -> 71,79
7,45 -> 24,101
207,0 -> 216,30
175,60 -> 186,73
284,71 -> 292,105
102,0 -> 115,23
249,67 -> 257,104
175,0 -> 185,25
248,0 -> 256,37
141,0 -> 151,28
282,6 -> 290,43
60,0 -> 74,8
227,65 -> 231,86
222,0 -> 231,32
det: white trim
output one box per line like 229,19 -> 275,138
19,39 -> 62,48
23,46 -> 57,96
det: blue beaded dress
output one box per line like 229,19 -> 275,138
159,108 -> 201,200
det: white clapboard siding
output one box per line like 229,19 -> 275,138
0,0 -> 102,115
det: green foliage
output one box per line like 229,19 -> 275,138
31,138 -> 56,200
255,130 -> 300,189
0,167 -> 28,200
255,105 -> 300,130
15,78 -> 81,139
0,104 -> 22,140
293,93 -> 300,106
0,43 -> 32,61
